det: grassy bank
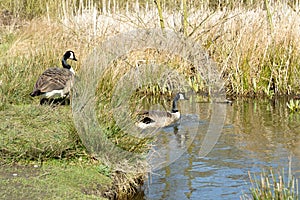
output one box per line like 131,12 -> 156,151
1,0 -> 300,199
0,160 -> 111,200
0,105 -> 80,161
0,105 -> 113,199
0,104 -> 146,199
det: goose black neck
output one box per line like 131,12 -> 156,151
62,58 -> 71,69
171,98 -> 179,113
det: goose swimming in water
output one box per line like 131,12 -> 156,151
30,50 -> 77,104
136,93 -> 188,129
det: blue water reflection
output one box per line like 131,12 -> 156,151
140,98 -> 300,200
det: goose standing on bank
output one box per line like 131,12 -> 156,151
30,50 -> 77,104
136,92 -> 188,129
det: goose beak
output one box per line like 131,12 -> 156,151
73,58 -> 78,61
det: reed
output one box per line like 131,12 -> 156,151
154,0 -> 165,33
287,99 -> 300,112
246,168 -> 299,200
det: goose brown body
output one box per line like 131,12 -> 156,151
136,93 -> 188,129
30,50 -> 77,99
30,67 -> 74,97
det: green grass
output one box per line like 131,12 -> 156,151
287,99 -> 300,112
0,160 -> 111,200
0,104 -> 144,199
0,105 -> 82,161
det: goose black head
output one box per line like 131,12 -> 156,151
63,50 -> 77,61
62,50 -> 77,73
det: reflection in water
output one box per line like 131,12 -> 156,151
146,114 -> 200,171
135,98 -> 300,200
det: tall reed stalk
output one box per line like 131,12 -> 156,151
154,0 -> 165,33
182,0 -> 188,37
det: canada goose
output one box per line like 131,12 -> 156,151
136,93 -> 188,129
30,50 -> 77,103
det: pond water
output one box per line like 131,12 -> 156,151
135,98 -> 300,199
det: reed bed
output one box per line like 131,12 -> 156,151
246,166 -> 299,200
1,0 -> 300,102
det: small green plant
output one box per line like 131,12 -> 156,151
287,99 -> 300,112
247,168 -> 299,200
98,164 -> 111,177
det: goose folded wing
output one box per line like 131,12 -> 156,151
138,110 -> 172,119
36,70 -> 73,93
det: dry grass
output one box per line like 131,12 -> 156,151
1,1 -> 300,101
197,3 -> 300,97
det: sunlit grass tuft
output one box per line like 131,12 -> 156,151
287,99 -> 300,112
246,167 -> 299,200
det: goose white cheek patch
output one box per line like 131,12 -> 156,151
69,52 -> 74,60
179,93 -> 185,99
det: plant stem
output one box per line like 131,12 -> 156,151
182,0 -> 188,37
264,0 -> 274,33
154,0 -> 165,34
